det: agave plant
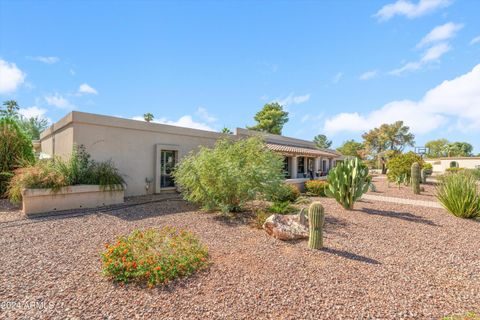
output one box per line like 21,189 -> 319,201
325,157 -> 369,210
436,171 -> 480,219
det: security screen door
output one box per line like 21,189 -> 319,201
160,150 -> 176,188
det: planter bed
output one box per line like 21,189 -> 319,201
22,185 -> 124,216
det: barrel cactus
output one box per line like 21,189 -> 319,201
325,157 -> 369,210
411,162 -> 421,194
308,202 -> 325,249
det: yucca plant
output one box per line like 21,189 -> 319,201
436,172 -> 480,219
325,157 -> 369,210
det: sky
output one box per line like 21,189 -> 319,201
1,0 -> 479,152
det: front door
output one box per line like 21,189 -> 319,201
160,150 -> 176,188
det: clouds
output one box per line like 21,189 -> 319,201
374,0 -> 452,21
470,36 -> 480,45
275,93 -> 311,106
332,72 -> 343,84
132,114 -> 215,131
0,59 -> 26,94
195,107 -> 217,123
45,93 -> 75,109
417,22 -> 463,48
324,63 -> 480,135
27,56 -> 59,64
78,83 -> 98,95
359,70 -> 379,81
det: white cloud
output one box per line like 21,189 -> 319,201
132,115 -> 215,131
390,42 -> 451,75
0,59 -> 26,94
374,0 -> 452,21
275,93 -> 311,106
195,107 -> 217,123
78,83 -> 98,95
27,56 -> 59,64
45,93 -> 74,109
470,36 -> 480,45
332,72 -> 343,84
359,70 -> 379,80
417,22 -> 463,48
18,106 -> 47,119
324,63 -> 480,135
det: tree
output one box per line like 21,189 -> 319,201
19,116 -> 49,140
362,121 -> 415,174
247,102 -> 288,135
425,139 -> 449,158
444,142 -> 473,157
336,140 -> 364,158
143,113 -> 154,122
221,127 -> 233,134
1,100 -> 20,118
313,134 -> 332,149
173,137 -> 284,212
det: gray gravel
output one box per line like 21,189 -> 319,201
1,194 -> 479,319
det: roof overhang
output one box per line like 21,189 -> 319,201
266,143 -> 338,158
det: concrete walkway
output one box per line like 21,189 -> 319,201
362,194 -> 443,208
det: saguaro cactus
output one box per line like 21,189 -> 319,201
420,168 -> 427,184
411,162 -> 421,194
308,202 -> 325,249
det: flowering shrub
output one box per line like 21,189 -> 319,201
266,183 -> 300,203
101,227 -> 209,287
305,180 -> 329,197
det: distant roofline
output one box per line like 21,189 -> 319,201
425,157 -> 480,160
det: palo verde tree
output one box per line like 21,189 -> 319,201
247,102 -> 289,135
362,121 -> 415,174
313,134 -> 332,149
336,140 -> 364,158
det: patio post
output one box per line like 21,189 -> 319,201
291,156 -> 298,179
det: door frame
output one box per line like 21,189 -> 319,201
155,144 -> 181,193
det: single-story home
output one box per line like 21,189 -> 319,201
39,111 -> 342,196
425,157 -> 480,173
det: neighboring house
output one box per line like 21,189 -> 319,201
425,157 -> 480,174
40,111 -> 341,196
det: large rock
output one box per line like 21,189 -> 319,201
263,209 -> 309,240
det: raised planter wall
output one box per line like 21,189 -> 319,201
22,185 -> 124,216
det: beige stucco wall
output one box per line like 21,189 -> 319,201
425,158 -> 480,173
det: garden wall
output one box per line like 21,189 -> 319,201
22,185 -> 124,215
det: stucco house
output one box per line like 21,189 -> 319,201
39,111 -> 341,196
425,157 -> 480,174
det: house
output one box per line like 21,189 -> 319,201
40,111 -> 341,196
425,157 -> 480,174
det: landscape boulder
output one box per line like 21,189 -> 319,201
263,209 -> 309,240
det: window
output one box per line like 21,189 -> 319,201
297,157 -> 305,174
283,157 -> 291,178
160,150 -> 176,188
450,161 -> 459,168
322,159 -> 328,172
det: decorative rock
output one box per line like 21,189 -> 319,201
263,212 -> 309,240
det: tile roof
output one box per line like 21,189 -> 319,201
266,143 -> 338,157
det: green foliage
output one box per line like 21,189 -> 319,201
266,183 -> 300,203
425,138 -> 449,158
247,102 -> 289,135
386,152 -> 423,182
7,146 -> 124,202
423,162 -> 433,172
442,312 -> 480,320
313,134 -> 332,149
305,180 -> 329,197
101,227 -> 209,287
18,116 -> 49,140
250,210 -> 270,229
394,173 -> 408,189
0,172 -> 14,197
220,127 -> 233,134
268,201 -> 295,214
308,202 -> 325,249
411,162 -> 421,194
0,118 -> 35,173
1,100 -> 20,118
173,137 -> 285,213
143,113 -> 154,122
325,158 -> 370,210
336,139 -> 364,158
444,142 -> 473,157
446,167 -> 464,173
436,172 -> 480,219
464,168 -> 480,180
362,121 -> 415,154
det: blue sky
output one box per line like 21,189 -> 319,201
1,0 -> 479,152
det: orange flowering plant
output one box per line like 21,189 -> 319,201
101,226 -> 209,286
305,180 -> 329,197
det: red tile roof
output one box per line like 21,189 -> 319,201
266,143 -> 337,157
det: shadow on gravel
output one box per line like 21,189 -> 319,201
359,208 -> 438,226
322,247 -> 381,265
106,199 -> 198,221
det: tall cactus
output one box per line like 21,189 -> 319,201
411,162 -> 421,194
420,168 -> 427,184
325,157 -> 369,210
308,202 -> 325,249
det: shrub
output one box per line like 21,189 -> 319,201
266,183 -> 300,203
436,172 -> 480,219
101,227 -> 209,287
250,210 -> 270,229
7,146 -> 124,202
268,201 -> 295,214
464,168 -> 480,180
423,162 -> 433,173
387,152 -> 423,183
446,167 -> 464,173
442,312 -> 480,320
305,180 -> 329,197
173,137 -> 285,212
325,157 -> 369,210
0,172 -> 14,197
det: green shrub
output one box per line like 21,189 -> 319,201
305,180 -> 329,197
267,183 -> 300,203
7,146 -> 124,202
173,137 -> 284,212
446,167 -> 464,173
250,210 -> 270,229
464,168 -> 480,180
0,171 -> 14,197
101,227 -> 209,287
268,201 -> 295,214
325,157 -> 369,210
423,162 -> 433,172
387,152 -> 424,183
442,311 -> 480,320
436,172 -> 480,219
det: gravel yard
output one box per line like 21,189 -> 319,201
1,195 -> 479,319
368,175 -> 438,201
